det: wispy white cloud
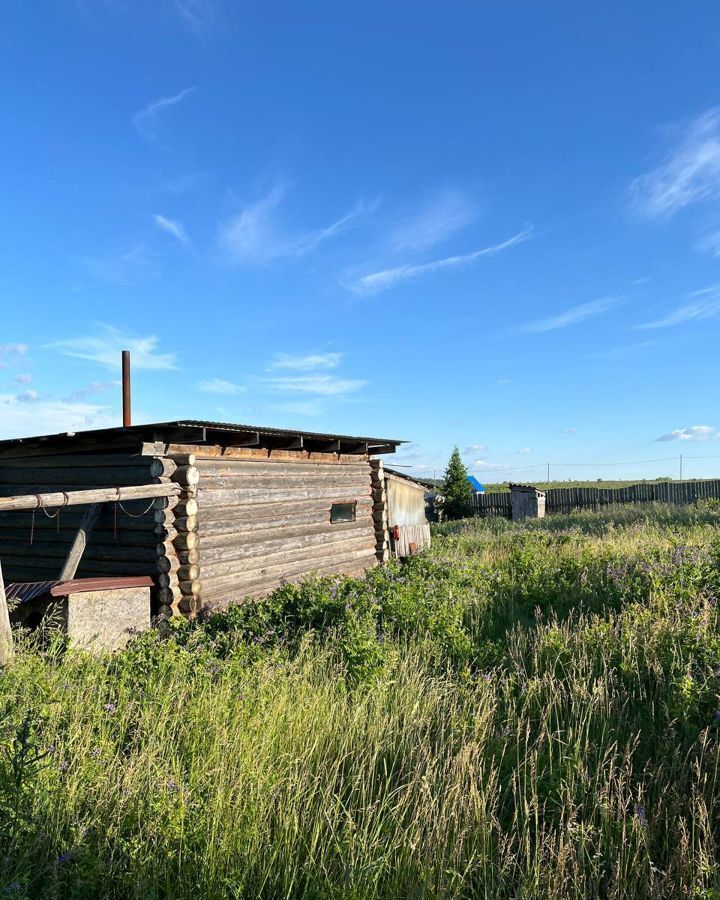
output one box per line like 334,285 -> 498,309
0,344 -> 28,369
133,86 -> 196,144
697,230 -> 720,257
50,327 -> 177,370
14,373 -> 32,385
656,425 -> 716,442
562,428 -> 577,434
267,352 -> 342,371
154,214 -> 189,245
175,0 -> 215,34
219,184 -> 365,265
472,459 -> 509,471
63,380 -> 120,403
518,447 -> 532,454
635,284 -> 720,329
262,374 -> 366,397
497,378 -> 511,384
81,242 -> 157,285
521,296 -> 620,334
196,378 -> 246,395
390,189 -> 477,253
631,107 -> 720,219
586,340 -> 657,360
15,389 -> 39,403
271,400 -> 324,417
463,444 -> 487,455
0,393 -> 118,440
348,224 -> 533,295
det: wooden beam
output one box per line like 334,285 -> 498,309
218,432 -> 261,450
0,482 -> 181,513
0,560 -> 14,666
58,503 -> 101,581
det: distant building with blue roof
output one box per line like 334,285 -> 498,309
467,475 -> 485,494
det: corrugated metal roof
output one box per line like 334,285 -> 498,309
7,576 -> 154,604
49,576 -> 153,596
5,581 -> 57,604
0,420 -> 404,453
384,468 -> 435,489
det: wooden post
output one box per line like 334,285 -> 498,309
58,503 -> 101,581
122,350 -> 131,427
0,560 -> 14,666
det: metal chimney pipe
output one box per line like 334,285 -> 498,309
121,350 -> 131,427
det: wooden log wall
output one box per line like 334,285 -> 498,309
0,452 -> 171,588
195,454 -> 378,611
470,479 -> 720,518
370,459 -> 390,562
155,456 -> 200,620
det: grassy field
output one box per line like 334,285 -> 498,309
3,504 -> 720,898
482,478 -> 682,492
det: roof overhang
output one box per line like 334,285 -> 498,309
0,419 -> 404,458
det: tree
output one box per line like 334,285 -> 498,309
442,446 -> 472,520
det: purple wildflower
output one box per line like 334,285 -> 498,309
103,702 -> 117,714
167,778 -> 178,793
714,710 -> 720,722
2,883 -> 21,894
634,804 -> 648,827
90,747 -> 101,759
57,852 -> 72,866
59,760 -> 70,773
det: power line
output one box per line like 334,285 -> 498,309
470,454 -> 720,477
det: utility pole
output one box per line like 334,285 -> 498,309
679,454 -> 683,482
547,462 -> 550,484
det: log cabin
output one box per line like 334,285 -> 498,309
0,420 -> 407,618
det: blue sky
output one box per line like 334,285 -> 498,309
2,1 -> 720,482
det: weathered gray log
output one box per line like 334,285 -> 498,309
0,543 -> 158,562
198,496 -> 372,525
58,503 -> 101,581
195,460 -> 371,477
171,466 -> 200,487
202,547 -> 375,604
199,517 -> 370,548
198,485 -> 372,508
166,454 -> 196,467
168,515 -> 198,532
205,559 -> 373,608
177,548 -> 200,565
176,563 -> 199,582
198,523 -> 373,563
0,557 -> 153,576
0,467 -> 161,486
0,561 -> 13,665
201,536 -> 376,584
0,525 -> 154,544
150,458 -> 178,478
0,452 -> 157,469
198,473 -> 371,491
178,578 -> 201,596
0,482 -> 181,512
156,556 -> 180,574
158,572 -> 180,589
172,499 -> 199,518
157,586 -> 181,605
172,532 -> 198,551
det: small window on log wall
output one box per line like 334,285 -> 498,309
330,501 -> 356,524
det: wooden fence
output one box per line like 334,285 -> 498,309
470,480 -> 720,518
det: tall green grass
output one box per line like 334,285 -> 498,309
3,503 -> 720,898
